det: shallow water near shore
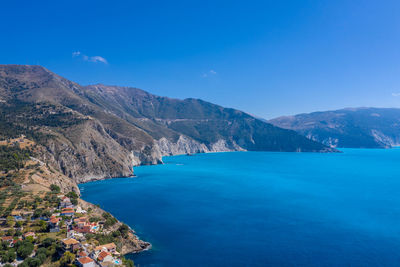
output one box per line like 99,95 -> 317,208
79,149 -> 400,266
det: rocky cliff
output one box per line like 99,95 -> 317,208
0,64 -> 335,183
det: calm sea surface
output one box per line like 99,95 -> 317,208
79,149 -> 400,266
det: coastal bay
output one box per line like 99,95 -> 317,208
80,149 -> 400,266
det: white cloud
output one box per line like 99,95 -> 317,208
202,69 -> 217,78
392,93 -> 400,97
72,51 -> 108,64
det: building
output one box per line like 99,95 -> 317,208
61,208 -> 74,216
94,243 -> 117,254
97,251 -> 113,263
99,262 -> 115,267
74,225 -> 92,234
76,256 -> 96,267
60,197 -> 74,209
49,216 -> 60,232
78,251 -> 88,257
61,238 -> 80,252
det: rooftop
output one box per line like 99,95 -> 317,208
78,256 -> 94,264
95,242 -> 116,251
62,238 -> 79,245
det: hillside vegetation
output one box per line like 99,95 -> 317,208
0,65 -> 334,182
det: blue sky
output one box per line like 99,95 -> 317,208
1,0 -> 399,118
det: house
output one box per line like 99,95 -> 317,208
11,210 -> 24,221
74,225 -> 92,234
49,216 -> 60,232
61,238 -> 80,252
60,197 -> 73,209
23,232 -> 36,239
61,208 -> 74,216
99,262 -> 115,267
95,243 -> 117,254
78,251 -> 88,257
97,251 -> 113,263
76,256 -> 96,267
76,206 -> 87,214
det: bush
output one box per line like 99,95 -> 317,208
122,257 -> 134,267
50,184 -> 60,193
118,224 -> 130,237
23,257 -> 41,267
41,238 -> 55,248
59,251 -> 75,267
66,191 -> 78,199
15,240 -> 34,259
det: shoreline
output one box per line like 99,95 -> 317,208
78,199 -> 152,255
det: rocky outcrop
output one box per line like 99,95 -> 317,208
36,120 -> 139,183
155,135 -> 246,156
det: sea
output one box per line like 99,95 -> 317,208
79,149 -> 400,266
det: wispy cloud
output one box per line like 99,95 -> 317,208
392,93 -> 400,97
202,69 -> 217,78
72,51 -> 108,64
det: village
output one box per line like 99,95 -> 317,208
0,184 -> 135,267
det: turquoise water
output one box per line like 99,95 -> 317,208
79,149 -> 400,266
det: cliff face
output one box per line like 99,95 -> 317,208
270,108 -> 400,148
0,65 -> 334,183
155,135 -> 245,156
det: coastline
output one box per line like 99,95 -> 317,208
78,198 -> 151,254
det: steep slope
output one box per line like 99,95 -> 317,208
82,84 -> 334,154
0,65 -> 160,182
270,108 -> 400,148
0,64 -> 334,182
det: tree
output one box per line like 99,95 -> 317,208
118,224 -> 130,237
122,257 -> 135,267
38,220 -> 48,232
35,252 -> 46,264
16,241 -> 34,259
50,184 -> 60,193
6,250 -> 16,263
59,251 -> 75,267
23,257 -> 41,267
42,238 -> 55,248
66,191 -> 78,199
6,216 -> 15,227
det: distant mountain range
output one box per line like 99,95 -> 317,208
270,108 -> 400,148
0,65 -> 333,182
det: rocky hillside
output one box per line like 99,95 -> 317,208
0,64 -> 334,182
270,108 -> 400,148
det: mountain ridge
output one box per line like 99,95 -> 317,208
0,64 -> 335,182
270,107 -> 400,148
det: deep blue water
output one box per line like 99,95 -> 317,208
79,149 -> 400,266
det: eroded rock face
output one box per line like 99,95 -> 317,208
155,135 -> 246,156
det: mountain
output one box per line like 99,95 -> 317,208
269,108 -> 400,148
0,65 -> 334,182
